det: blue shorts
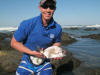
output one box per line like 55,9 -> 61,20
15,61 -> 53,75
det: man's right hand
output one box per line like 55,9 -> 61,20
32,51 -> 46,58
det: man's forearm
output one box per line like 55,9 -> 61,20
11,37 -> 41,56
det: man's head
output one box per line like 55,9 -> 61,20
40,0 -> 56,10
39,0 -> 56,21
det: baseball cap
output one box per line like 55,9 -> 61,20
40,0 -> 56,6
40,0 -> 56,10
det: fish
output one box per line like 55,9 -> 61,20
30,46 -> 66,66
43,46 -> 66,58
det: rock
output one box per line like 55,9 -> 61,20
70,27 -> 79,30
63,27 -> 79,30
50,51 -> 81,75
0,39 -> 13,50
0,50 -> 22,74
0,32 -> 8,40
0,49 -> 80,75
0,32 -> 14,50
61,32 -> 76,45
81,34 -> 100,40
84,28 -> 98,31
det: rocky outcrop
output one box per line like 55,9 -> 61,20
81,34 -> 100,40
0,50 -> 22,75
0,32 -> 13,50
0,50 -> 80,75
84,28 -> 98,31
1,49 -> 100,75
61,32 -> 76,45
51,51 -> 80,75
70,27 -> 79,30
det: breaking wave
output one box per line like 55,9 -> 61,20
62,24 -> 100,28
0,26 -> 18,31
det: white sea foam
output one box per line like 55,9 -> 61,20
61,25 -> 84,28
0,26 -> 18,31
86,24 -> 100,28
61,24 -> 100,28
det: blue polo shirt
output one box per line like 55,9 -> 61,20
14,14 -> 62,71
14,14 -> 62,51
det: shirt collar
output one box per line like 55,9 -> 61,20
38,13 -> 55,29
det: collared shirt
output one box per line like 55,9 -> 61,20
14,14 -> 62,71
14,15 -> 62,71
14,14 -> 62,51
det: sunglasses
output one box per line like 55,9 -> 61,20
41,4 -> 56,10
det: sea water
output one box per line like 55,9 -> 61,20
64,38 -> 100,67
62,24 -> 100,68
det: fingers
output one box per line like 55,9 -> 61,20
52,57 -> 62,60
32,49 -> 46,58
36,52 -> 46,58
40,48 -> 44,53
41,48 -> 44,51
32,51 -> 42,57
41,53 -> 46,58
63,50 -> 67,54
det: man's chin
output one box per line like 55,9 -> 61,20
45,17 -> 52,21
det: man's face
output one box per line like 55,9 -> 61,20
39,5 -> 56,21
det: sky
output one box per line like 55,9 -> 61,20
0,0 -> 100,27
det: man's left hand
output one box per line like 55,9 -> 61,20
52,57 -> 62,60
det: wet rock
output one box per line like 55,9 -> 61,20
0,50 -> 22,74
0,32 -> 8,40
84,28 -> 98,31
70,27 -> 79,30
61,32 -> 77,45
0,40 -> 12,50
0,32 -> 14,50
0,50 -> 80,75
81,34 -> 100,40
50,51 -> 81,75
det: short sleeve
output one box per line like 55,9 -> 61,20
14,21 -> 29,42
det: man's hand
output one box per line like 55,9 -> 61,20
52,57 -> 62,60
32,50 -> 46,58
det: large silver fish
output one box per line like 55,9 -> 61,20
30,46 -> 66,66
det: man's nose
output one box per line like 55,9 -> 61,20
46,8 -> 51,12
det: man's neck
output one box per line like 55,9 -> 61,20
42,18 -> 52,27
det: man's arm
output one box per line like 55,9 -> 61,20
11,36 -> 43,57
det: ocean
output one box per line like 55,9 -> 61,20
62,24 -> 100,68
0,25 -> 18,33
0,24 -> 100,73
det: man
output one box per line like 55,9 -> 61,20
11,0 -> 62,75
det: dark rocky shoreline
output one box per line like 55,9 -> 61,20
80,34 -> 100,40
